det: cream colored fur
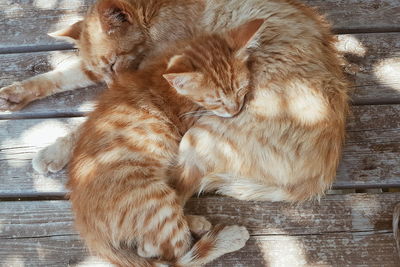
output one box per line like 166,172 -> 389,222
7,0 -> 346,204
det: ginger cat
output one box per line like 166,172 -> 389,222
68,20 -> 262,266
3,0 -> 348,202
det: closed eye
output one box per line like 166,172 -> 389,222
110,61 -> 116,73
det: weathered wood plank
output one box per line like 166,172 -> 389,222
1,194 -> 399,237
303,0 -> 400,33
0,233 -> 397,267
0,0 -> 94,51
342,33 -> 400,104
1,0 -> 399,52
0,195 -> 398,266
0,32 -> 399,119
1,105 -> 400,196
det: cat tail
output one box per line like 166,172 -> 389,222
98,225 -> 248,267
198,173 -> 327,202
93,223 -> 249,267
174,224 -> 249,267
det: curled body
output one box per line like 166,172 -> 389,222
174,0 -> 349,202
68,23 -> 257,266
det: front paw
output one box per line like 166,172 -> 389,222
32,136 -> 72,174
0,83 -> 32,111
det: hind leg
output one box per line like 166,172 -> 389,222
174,132 -> 208,205
185,215 -> 212,236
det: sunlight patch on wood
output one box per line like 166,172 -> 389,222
257,229 -> 325,267
350,194 -> 380,232
33,0 -> 58,9
1,119 -> 71,149
336,35 -> 367,57
32,173 -> 64,192
374,58 -> 400,91
73,256 -> 113,267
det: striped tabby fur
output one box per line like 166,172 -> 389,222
68,22 -> 258,266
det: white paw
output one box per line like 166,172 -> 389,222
186,215 -> 212,236
217,225 -> 250,253
0,83 -> 30,111
32,136 -> 72,174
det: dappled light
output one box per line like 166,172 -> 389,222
350,193 -> 380,231
257,230 -> 314,266
336,35 -> 367,57
34,0 -> 59,9
74,256 -> 113,267
0,118 -> 82,193
1,119 -> 72,149
1,0 -> 399,266
374,58 -> 400,92
32,173 -> 64,192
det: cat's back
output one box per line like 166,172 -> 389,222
69,77 -> 181,190
203,0 -> 328,35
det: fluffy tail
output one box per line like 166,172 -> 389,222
198,173 -> 329,202
175,225 -> 249,266
96,224 -> 249,267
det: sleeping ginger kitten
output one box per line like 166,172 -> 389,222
68,20 -> 262,266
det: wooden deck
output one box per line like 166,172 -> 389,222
1,0 -> 400,266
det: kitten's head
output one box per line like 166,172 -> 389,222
49,0 -> 153,82
163,19 -> 264,118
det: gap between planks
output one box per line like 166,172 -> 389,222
1,27 -> 400,55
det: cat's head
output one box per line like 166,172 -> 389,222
49,0 -> 157,82
163,19 -> 264,118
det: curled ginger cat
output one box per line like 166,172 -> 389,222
68,19 -> 262,266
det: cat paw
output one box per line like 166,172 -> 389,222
186,215 -> 212,236
217,225 -> 250,253
0,83 -> 30,111
32,137 -> 72,174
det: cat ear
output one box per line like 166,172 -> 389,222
227,19 -> 265,59
48,21 -> 83,43
163,72 -> 202,95
166,55 -> 195,72
97,0 -> 134,34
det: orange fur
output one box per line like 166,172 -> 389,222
174,0 -> 349,203
20,0 -> 349,200
68,24 -> 254,266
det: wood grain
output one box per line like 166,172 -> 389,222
303,0 -> 400,33
0,32 -> 400,120
2,105 -> 400,196
0,195 -> 398,266
0,233 -> 397,267
0,0 -> 94,52
1,194 -> 399,238
1,0 -> 399,53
